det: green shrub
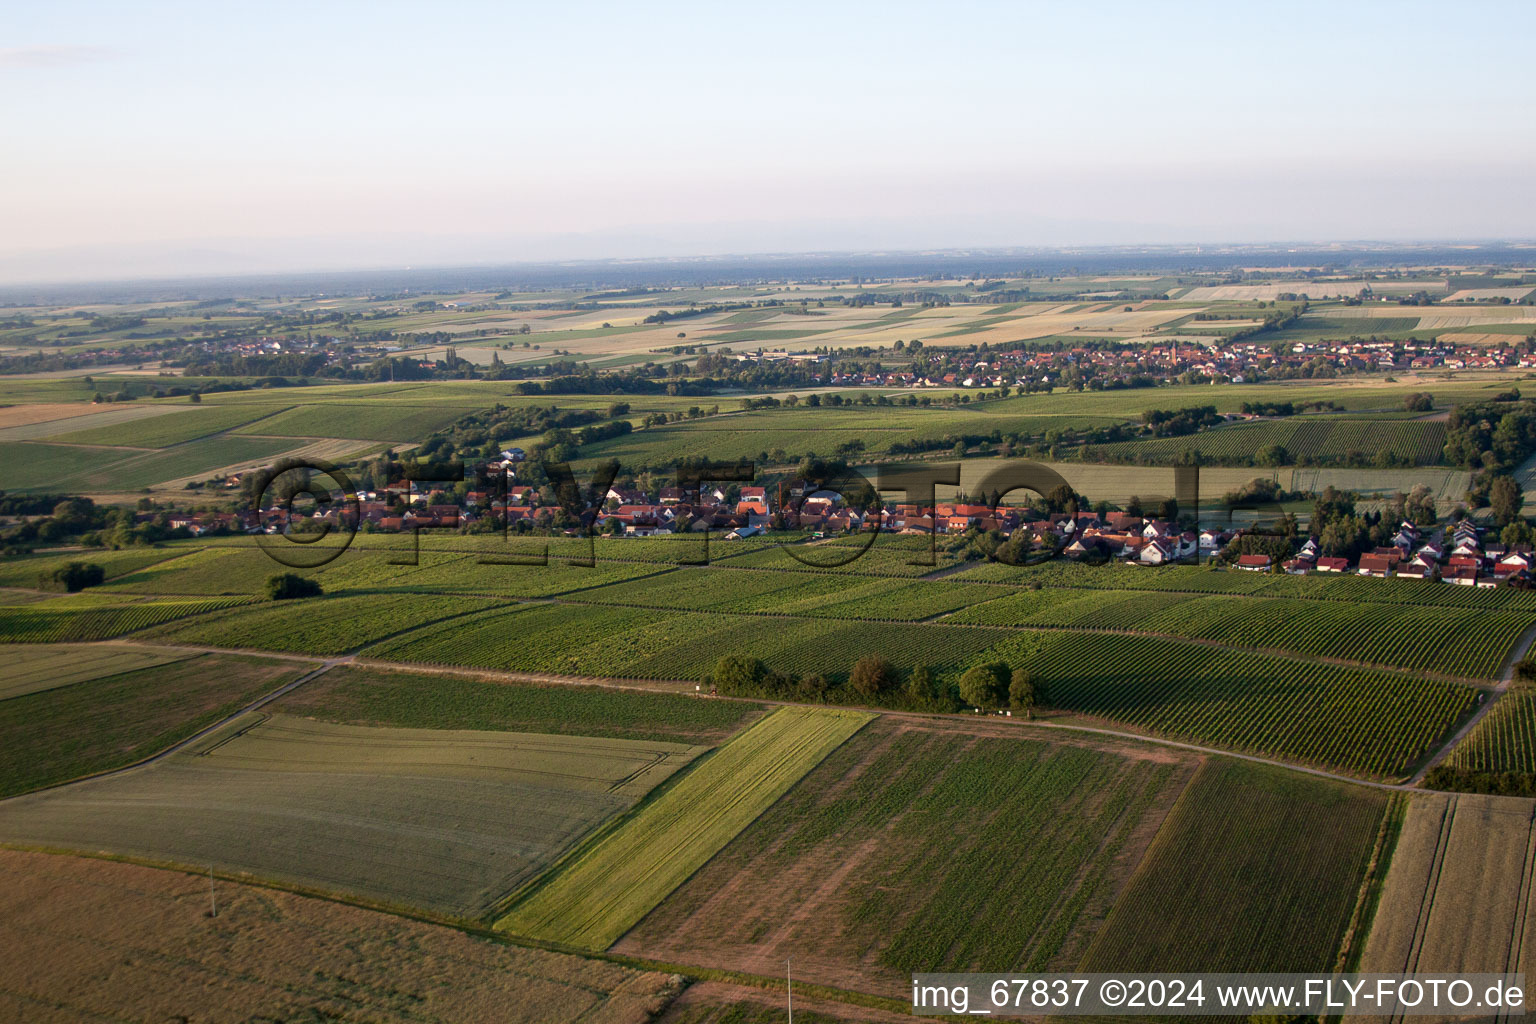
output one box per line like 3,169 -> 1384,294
43,562 -> 105,593
265,573 -> 323,600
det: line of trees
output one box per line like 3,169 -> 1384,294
709,654 -> 1042,717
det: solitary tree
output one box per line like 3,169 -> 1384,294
959,662 -> 1010,709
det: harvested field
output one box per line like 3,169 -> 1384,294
1079,758 -> 1388,974
0,713 -> 703,916
0,641 -> 195,700
0,849 -> 681,1024
617,717 -> 1194,997
1356,793 -> 1536,980
499,706 -> 872,949
0,652 -> 305,799
1443,287 -> 1535,302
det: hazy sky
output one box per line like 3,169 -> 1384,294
3,0 -> 1533,281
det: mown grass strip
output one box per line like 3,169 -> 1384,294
497,705 -> 872,949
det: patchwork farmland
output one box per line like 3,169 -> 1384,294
4,256 -> 1536,1021
498,706 -> 872,948
0,533 -> 1515,780
618,717 -> 1193,991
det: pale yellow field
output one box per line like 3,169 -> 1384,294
1416,310 -> 1536,328
1184,280 -> 1457,301
1181,283 -> 1361,301
1445,287 -> 1535,302
1355,793 -> 1536,1001
0,403 -> 173,441
1437,332 -> 1520,345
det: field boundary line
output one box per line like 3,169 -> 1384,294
0,654 -> 341,803
121,641 -> 1493,794
1336,793 -> 1408,974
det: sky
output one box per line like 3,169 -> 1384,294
2,0 -> 1533,282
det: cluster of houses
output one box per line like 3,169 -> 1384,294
799,338 -> 1526,391
1232,518 -> 1532,588
179,465 -> 1533,590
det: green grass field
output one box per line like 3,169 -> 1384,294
140,592 -> 500,655
233,403 -> 472,441
0,436 -> 298,492
44,404 -> 284,447
0,545 -> 192,589
0,442 -> 124,491
498,706 -> 872,948
0,594 -> 258,643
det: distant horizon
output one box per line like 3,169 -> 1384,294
2,237 -> 1535,299
6,1 -> 1533,287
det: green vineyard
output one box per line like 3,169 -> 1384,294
946,585 -> 1526,680
957,560 -> 1536,612
1008,631 -> 1477,778
0,596 -> 257,643
1448,694 -> 1536,774
142,593 -> 501,655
